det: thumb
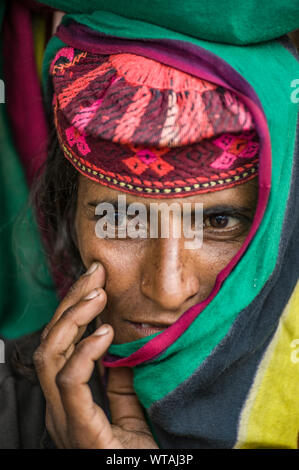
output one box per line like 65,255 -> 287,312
106,367 -> 150,433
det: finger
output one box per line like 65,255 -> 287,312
107,367 -> 151,434
41,261 -> 106,341
95,318 -> 107,379
33,287 -> 107,448
45,404 -> 67,449
33,288 -> 107,399
34,263 -> 106,449
97,359 -> 106,380
56,325 -> 122,449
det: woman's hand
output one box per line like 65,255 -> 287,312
33,263 -> 158,449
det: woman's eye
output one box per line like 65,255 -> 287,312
203,213 -> 251,239
99,211 -> 148,239
106,211 -> 126,226
205,215 -> 238,229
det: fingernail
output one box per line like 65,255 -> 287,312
84,262 -> 99,276
93,325 -> 110,336
83,288 -> 101,300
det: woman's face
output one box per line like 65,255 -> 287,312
75,175 -> 258,344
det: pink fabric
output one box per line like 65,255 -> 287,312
3,0 -> 49,185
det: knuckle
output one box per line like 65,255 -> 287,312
65,274 -> 87,300
60,305 -> 77,321
98,288 -> 107,303
75,335 -> 97,355
55,369 -> 76,389
32,346 -> 47,371
65,281 -> 78,298
40,324 -> 51,342
73,337 -> 90,356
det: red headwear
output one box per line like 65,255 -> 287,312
51,48 -> 259,197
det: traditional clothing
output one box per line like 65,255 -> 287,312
0,1 -> 298,449
44,11 -> 299,449
51,50 -> 259,197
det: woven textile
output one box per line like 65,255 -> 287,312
51,48 -> 259,197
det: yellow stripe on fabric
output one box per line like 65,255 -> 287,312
32,14 -> 47,80
234,280 -> 299,449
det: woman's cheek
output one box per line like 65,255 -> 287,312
76,217 -> 141,292
198,240 -> 244,279
75,218 -> 99,268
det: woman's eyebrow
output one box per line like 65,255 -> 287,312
87,200 -> 254,214
88,198 -> 120,208
87,198 -> 146,212
201,204 -> 255,215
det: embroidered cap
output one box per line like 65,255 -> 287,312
51,48 -> 259,197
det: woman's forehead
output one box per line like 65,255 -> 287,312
78,173 -> 259,208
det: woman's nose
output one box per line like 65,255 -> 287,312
140,236 -> 200,312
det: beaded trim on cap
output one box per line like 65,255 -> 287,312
51,48 -> 259,197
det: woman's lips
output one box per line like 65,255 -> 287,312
124,320 -> 169,338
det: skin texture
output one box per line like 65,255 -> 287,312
33,175 -> 258,449
75,176 -> 259,343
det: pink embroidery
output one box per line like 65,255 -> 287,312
137,149 -> 157,164
123,148 -> 174,177
239,141 -> 259,158
71,75 -> 122,133
65,126 -> 91,156
72,99 -> 103,133
210,152 -> 237,169
213,133 -> 235,150
50,47 -> 75,74
212,131 -> 259,168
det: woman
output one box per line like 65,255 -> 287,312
0,6 -> 298,449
